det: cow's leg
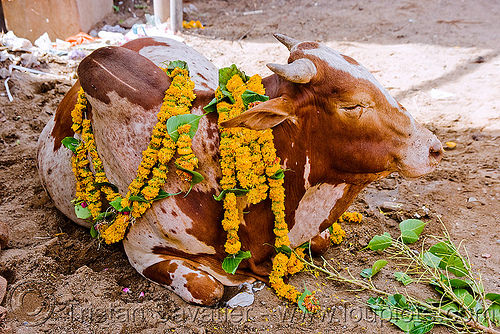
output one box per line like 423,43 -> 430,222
309,229 -> 331,255
142,259 -> 224,306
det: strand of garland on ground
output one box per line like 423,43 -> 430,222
62,61 -> 358,313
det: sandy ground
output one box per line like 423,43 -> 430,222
0,0 -> 499,333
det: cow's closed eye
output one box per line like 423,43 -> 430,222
339,105 -> 365,118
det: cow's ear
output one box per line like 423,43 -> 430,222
219,97 -> 296,130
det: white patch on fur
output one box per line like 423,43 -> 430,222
36,118 -> 90,227
303,155 -> 312,189
138,37 -> 218,91
288,183 -> 347,247
302,45 -> 399,108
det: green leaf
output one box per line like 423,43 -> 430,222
129,195 -> 149,202
175,163 -> 204,196
164,60 -> 189,75
241,89 -> 269,108
222,250 -> 251,274
269,169 -> 285,180
422,251 -> 442,268
428,241 -> 470,276
61,137 -> 80,153
399,219 -> 426,244
96,211 -> 114,221
409,322 -> 434,334
297,284 -> 312,313
367,232 -> 392,251
394,272 -> 413,286
372,259 -> 388,276
219,64 -> 249,89
166,114 -> 203,142
213,188 -> 250,201
360,268 -> 373,278
486,293 -> 500,305
487,303 -> 500,326
154,189 -> 181,200
453,288 -> 476,309
75,204 -> 92,219
217,64 -> 249,104
391,294 -> 408,309
441,301 -> 459,312
109,197 -> 125,211
203,97 -> 218,113
276,245 -> 292,255
94,182 -> 119,193
90,225 -> 98,238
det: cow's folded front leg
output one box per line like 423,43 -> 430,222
143,259 -> 224,306
309,229 -> 331,256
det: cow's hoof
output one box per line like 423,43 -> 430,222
310,229 -> 331,255
143,259 -> 224,306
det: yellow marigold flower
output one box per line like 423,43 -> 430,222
330,222 -> 346,244
101,215 -> 130,244
339,212 -> 363,224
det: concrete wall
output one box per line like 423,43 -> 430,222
2,0 -> 113,42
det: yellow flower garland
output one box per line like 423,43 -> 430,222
68,65 -> 197,244
216,71 -> 311,307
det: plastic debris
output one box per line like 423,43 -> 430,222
431,88 -> 455,100
482,253 -> 491,258
226,282 -> 254,308
1,31 -> 33,52
122,287 -> 131,293
4,78 -> 13,102
139,291 -> 145,297
65,32 -> 96,46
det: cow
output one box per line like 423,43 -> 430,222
37,35 -> 443,306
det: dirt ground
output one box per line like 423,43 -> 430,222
1,0 -> 499,333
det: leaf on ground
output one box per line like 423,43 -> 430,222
367,232 -> 392,251
399,219 -> 426,244
394,272 -> 413,286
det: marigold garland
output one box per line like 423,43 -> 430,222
67,65 -> 197,244
330,212 -> 363,245
215,70 -> 313,308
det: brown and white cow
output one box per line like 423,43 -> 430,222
37,35 -> 442,306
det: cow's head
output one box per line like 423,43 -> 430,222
221,34 -> 443,181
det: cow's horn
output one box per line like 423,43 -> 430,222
273,34 -> 300,51
267,58 -> 317,84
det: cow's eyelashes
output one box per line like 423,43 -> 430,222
339,105 -> 365,117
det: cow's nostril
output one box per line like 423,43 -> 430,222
429,145 -> 443,161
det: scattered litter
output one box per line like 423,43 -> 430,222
4,78 -> 13,102
226,282 -> 254,308
431,88 -> 455,100
122,287 -> 131,293
100,24 -> 127,33
482,254 -> 491,259
183,3 -> 198,13
467,197 -> 477,202
139,291 -> 145,297
9,64 -> 64,78
1,31 -> 33,51
243,10 -> 263,15
445,141 -> 457,149
414,212 -> 421,219
65,32 -> 96,46
98,31 -> 126,44
68,49 -> 86,60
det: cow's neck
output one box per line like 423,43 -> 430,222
261,74 -> 385,247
